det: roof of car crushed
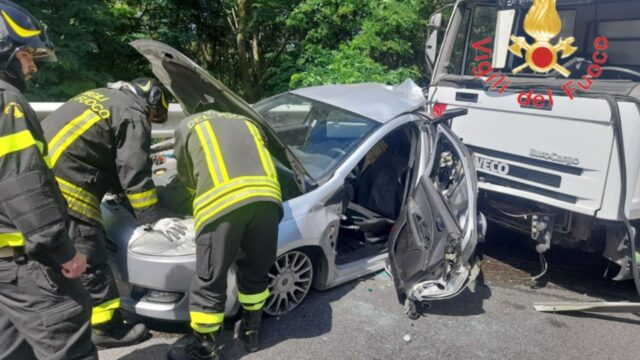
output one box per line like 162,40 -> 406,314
290,80 -> 426,123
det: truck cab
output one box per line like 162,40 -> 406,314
426,0 -> 640,281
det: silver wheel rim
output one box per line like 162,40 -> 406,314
264,251 -> 313,315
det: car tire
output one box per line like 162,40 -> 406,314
264,250 -> 314,316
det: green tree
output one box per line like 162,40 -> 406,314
22,0 -> 142,101
287,0 -> 447,88
19,0 -> 447,102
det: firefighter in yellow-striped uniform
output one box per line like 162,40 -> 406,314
41,78 -> 180,348
167,110 -> 283,360
0,2 -> 97,359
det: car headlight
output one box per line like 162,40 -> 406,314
128,218 -> 197,256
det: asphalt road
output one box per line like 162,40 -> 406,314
100,228 -> 640,360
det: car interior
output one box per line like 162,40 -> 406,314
335,124 -> 417,265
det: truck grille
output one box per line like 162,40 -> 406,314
468,145 -> 583,176
478,173 -> 578,204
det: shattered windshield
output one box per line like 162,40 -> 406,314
254,94 -> 378,181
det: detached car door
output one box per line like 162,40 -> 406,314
388,121 -> 479,308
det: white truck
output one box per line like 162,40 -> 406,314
424,0 -> 640,290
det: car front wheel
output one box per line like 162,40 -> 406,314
264,250 -> 313,316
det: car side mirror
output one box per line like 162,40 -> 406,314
432,108 -> 468,124
425,13 -> 443,74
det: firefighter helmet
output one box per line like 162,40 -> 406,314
0,1 -> 55,89
130,77 -> 169,124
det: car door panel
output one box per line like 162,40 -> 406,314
388,123 -> 478,304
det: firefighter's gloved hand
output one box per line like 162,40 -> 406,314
132,224 -> 153,241
153,218 -> 188,242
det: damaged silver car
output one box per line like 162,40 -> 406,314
102,40 -> 482,322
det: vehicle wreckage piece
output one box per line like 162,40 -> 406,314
534,301 -> 640,313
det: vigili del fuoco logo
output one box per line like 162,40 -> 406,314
471,0 -> 609,109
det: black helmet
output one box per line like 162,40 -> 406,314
0,1 -> 55,89
130,77 -> 169,124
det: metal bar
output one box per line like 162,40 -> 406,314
534,302 -> 640,313
31,102 -> 186,138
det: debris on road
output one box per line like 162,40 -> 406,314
533,301 -> 640,313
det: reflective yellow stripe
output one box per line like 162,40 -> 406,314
0,130 -> 37,158
161,92 -> 168,109
1,10 -> 42,38
636,251 -> 640,263
91,298 -> 120,325
195,124 -> 220,186
35,140 -> 44,153
252,121 -> 278,179
244,120 -> 275,179
194,183 -> 281,221
203,121 -> 229,182
242,302 -> 265,311
127,189 -> 159,209
34,140 -> 52,168
49,110 -> 102,166
195,187 -> 281,232
193,176 -> 280,214
0,232 -> 25,248
55,177 -> 102,223
55,177 -> 100,206
62,194 -> 103,223
127,188 -> 157,200
129,197 -> 158,209
238,289 -> 270,305
42,155 -> 52,169
190,312 -> 224,334
48,109 -> 93,150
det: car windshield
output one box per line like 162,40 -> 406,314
254,93 -> 379,181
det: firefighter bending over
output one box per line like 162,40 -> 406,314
42,77 -> 183,348
168,110 -> 283,360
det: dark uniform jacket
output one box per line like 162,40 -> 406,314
42,87 -> 160,226
174,111 -> 282,234
0,79 -> 76,265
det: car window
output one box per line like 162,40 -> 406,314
254,95 -> 312,129
255,94 -> 378,181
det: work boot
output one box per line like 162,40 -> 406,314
234,309 -> 263,353
92,314 -> 149,349
167,330 -> 220,360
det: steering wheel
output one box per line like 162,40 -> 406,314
327,147 -> 347,158
600,66 -> 640,81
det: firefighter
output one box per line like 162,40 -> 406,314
41,77 -> 183,348
167,110 -> 282,360
0,1 -> 97,359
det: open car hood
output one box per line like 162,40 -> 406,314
130,39 -> 310,192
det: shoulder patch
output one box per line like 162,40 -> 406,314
3,101 -> 24,119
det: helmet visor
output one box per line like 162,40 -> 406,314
18,44 -> 56,62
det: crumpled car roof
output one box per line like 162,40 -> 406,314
290,79 -> 426,123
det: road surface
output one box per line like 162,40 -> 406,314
100,228 -> 640,360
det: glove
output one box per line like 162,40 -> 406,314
153,218 -> 188,242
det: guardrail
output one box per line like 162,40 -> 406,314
31,102 -> 186,138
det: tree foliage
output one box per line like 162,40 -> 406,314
20,0 -> 449,102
